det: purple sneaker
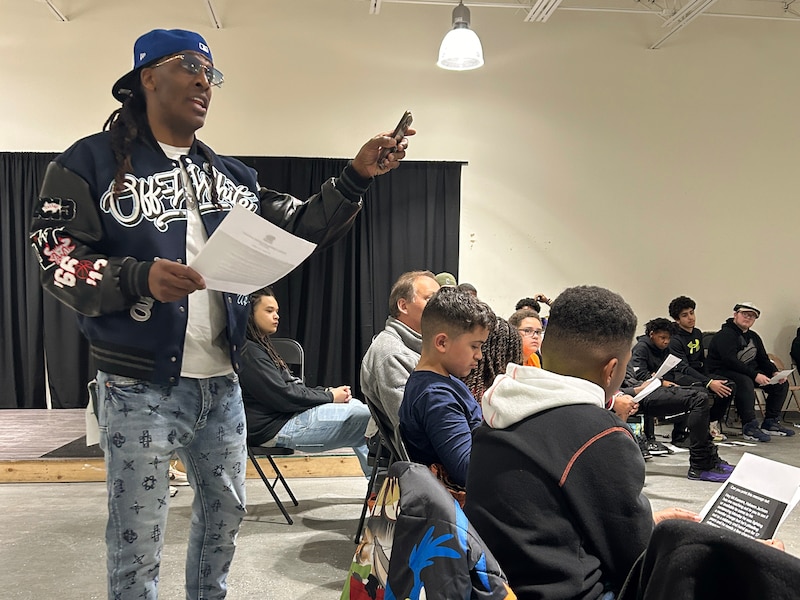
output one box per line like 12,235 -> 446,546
715,459 -> 735,473
688,465 -> 731,482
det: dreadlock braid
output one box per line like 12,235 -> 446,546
246,288 -> 289,372
103,83 -> 149,203
461,317 -> 523,404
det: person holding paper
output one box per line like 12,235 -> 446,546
620,363 -> 733,482
627,318 -> 733,482
239,287 -> 371,475
465,286 -> 699,600
29,28 -> 413,600
707,303 -> 792,441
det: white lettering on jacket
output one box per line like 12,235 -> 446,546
99,163 -> 258,231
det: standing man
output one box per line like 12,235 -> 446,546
707,303 -> 791,441
30,28 -> 413,600
360,270 -> 440,437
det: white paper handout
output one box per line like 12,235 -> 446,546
190,203 -> 316,295
633,378 -> 661,403
699,453 -> 800,540
652,354 -> 681,380
768,369 -> 794,385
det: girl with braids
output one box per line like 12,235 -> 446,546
30,28 -> 412,600
239,287 -> 371,477
461,316 -> 523,404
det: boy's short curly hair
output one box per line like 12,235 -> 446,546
668,296 -> 696,321
515,297 -> 541,313
544,286 -> 636,360
645,317 -> 674,336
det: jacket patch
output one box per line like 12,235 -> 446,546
30,226 -> 107,286
99,163 -> 258,232
34,197 -> 76,221
30,227 -> 74,271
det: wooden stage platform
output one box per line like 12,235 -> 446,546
0,410 -> 362,483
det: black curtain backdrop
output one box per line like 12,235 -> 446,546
1,152 -> 461,408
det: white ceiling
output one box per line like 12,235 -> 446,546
29,0 -> 800,50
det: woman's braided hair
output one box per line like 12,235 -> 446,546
461,316 -> 522,404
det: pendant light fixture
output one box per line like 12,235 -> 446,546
437,1 -> 484,71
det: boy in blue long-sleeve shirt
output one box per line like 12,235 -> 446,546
399,286 -> 495,488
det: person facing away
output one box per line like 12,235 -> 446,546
509,308 -> 544,368
29,28 -> 413,600
461,316 -> 523,404
706,302 -> 793,441
239,287 -> 371,475
667,295 -> 735,437
465,285 -> 700,600
399,286 -> 495,489
360,270 -> 440,439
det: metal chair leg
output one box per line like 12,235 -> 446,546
354,441 -> 384,544
248,447 -> 294,525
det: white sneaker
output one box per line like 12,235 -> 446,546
169,485 -> 179,498
709,421 -> 727,442
169,463 -> 190,486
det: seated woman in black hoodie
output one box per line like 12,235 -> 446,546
239,287 -> 370,476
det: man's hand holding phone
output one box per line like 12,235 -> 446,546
351,111 -> 415,178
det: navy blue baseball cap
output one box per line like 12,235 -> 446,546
112,29 -> 213,102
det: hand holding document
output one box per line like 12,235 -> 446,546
652,354 -> 681,380
633,378 -> 661,404
632,355 -> 682,403
700,453 -> 800,540
768,369 -> 794,385
190,203 -> 316,295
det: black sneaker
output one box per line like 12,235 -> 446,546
687,465 -> 730,482
646,439 -> 671,456
636,435 -> 653,461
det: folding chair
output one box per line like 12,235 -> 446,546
271,337 -> 304,383
354,394 -> 409,543
247,444 -> 298,524
246,337 -> 305,524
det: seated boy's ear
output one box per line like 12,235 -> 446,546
433,332 -> 449,352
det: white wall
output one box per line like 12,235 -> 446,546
2,0 -> 798,364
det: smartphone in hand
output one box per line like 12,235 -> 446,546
378,110 -> 413,167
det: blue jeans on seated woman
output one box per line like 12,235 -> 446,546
274,400 -> 371,477
97,370 -> 247,600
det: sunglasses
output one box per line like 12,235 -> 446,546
151,53 -> 224,87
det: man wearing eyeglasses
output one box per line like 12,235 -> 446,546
30,28 -> 413,600
707,302 -> 791,442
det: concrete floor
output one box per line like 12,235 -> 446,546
3,425 -> 800,599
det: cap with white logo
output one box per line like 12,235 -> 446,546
112,29 -> 213,102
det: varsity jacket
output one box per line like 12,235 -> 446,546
706,318 -> 777,380
466,365 -> 652,600
30,131 -> 368,385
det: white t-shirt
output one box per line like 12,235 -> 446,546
159,142 -> 232,378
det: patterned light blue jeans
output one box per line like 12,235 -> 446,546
97,371 -> 247,600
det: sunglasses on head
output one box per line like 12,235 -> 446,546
151,53 -> 224,87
